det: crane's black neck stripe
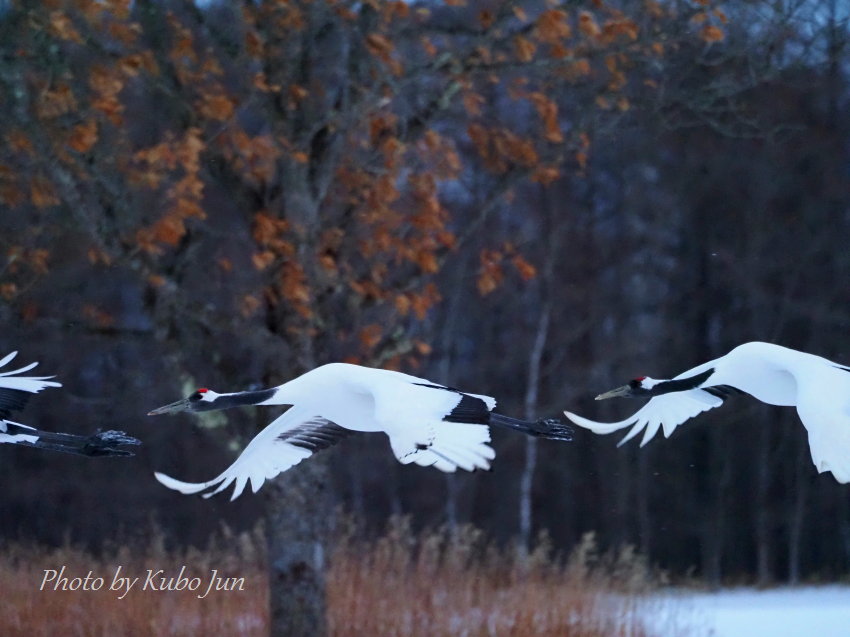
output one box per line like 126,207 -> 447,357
652,368 -> 715,395
208,388 -> 278,410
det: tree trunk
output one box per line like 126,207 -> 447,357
787,436 -> 809,585
263,351 -> 331,637
840,490 -> 850,576
518,437 -> 538,556
636,447 -> 652,556
518,302 -> 550,555
702,430 -> 730,589
265,457 -> 332,637
755,423 -> 772,586
437,253 -> 469,533
265,162 -> 328,637
445,473 -> 458,532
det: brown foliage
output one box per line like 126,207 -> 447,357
700,25 -> 725,43
0,0 -> 726,358
578,12 -> 601,39
197,93 -> 235,122
0,283 -> 17,301
514,35 -> 536,63
358,324 -> 383,349
477,249 -> 504,296
535,10 -> 572,43
529,92 -> 564,143
478,243 -> 539,295
67,121 -> 98,154
36,84 -> 77,119
81,304 -> 116,329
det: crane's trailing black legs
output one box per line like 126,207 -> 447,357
489,413 -> 574,441
5,423 -> 141,457
80,430 -> 142,456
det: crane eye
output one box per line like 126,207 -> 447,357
189,388 -> 209,402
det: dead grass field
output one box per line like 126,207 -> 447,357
0,519 -> 690,636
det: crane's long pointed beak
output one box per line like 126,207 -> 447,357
148,398 -> 191,416
595,385 -> 631,401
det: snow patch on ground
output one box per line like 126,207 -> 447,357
651,586 -> 850,637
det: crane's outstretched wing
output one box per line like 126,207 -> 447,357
565,389 -> 725,447
564,358 -> 737,446
0,351 -> 61,419
154,405 -> 353,500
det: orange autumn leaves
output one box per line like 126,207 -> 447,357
465,4 -> 693,184
689,2 -> 727,43
477,245 -> 537,297
133,129 -> 207,254
0,247 -> 51,303
67,120 -> 99,154
249,212 -> 311,321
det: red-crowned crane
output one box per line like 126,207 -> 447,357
0,351 -> 139,456
565,342 -> 850,483
149,362 -> 573,500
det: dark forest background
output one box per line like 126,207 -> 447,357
1,0 -> 849,599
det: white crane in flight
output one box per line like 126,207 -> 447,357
565,342 -> 850,483
149,362 -> 573,500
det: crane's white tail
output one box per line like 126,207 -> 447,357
389,422 -> 495,472
154,471 -> 218,495
1,421 -> 139,457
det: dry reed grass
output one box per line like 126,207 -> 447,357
329,518 -> 668,637
0,524 -> 267,637
0,517 -> 691,636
